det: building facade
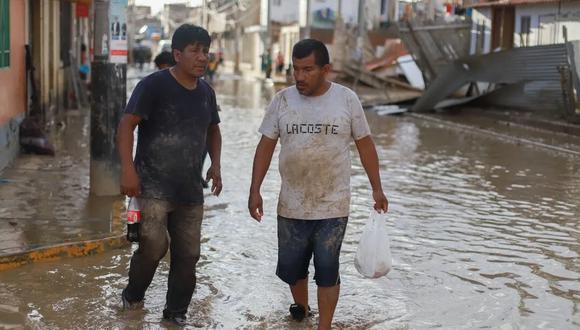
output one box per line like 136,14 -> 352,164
0,0 -> 27,170
0,0 -> 90,171
469,0 -> 580,54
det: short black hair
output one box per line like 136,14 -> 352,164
154,51 -> 175,68
172,24 -> 211,51
292,39 -> 330,66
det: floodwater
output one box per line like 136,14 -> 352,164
0,73 -> 579,329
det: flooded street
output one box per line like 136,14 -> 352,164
0,73 -> 579,329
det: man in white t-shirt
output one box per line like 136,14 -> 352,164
248,39 -> 388,330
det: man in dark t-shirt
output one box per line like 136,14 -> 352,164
117,24 -> 222,327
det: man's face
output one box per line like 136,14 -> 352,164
292,53 -> 330,96
173,43 -> 209,78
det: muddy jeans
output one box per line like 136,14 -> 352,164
124,198 -> 204,315
276,216 -> 348,287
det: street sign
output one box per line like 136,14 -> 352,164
109,0 -> 128,64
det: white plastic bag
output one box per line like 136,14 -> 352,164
354,210 -> 392,278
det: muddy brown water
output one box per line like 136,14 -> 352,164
0,76 -> 578,329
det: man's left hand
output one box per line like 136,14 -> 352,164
206,164 -> 222,196
373,190 -> 389,213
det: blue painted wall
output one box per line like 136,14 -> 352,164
0,115 -> 22,172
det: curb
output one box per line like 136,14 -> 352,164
0,199 -> 128,271
461,108 -> 580,138
0,235 -> 130,271
408,113 -> 580,157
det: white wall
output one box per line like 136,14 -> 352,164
294,0 -> 388,29
270,0 -> 299,24
514,2 -> 580,47
471,2 -> 580,54
279,24 -> 300,66
240,31 -> 263,76
299,0 -> 360,28
470,7 -> 492,54
365,0 -> 385,28
261,0 -> 269,26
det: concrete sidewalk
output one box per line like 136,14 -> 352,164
0,108 -> 128,270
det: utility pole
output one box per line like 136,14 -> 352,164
234,5 -> 241,74
306,0 -> 311,39
353,0 -> 366,90
356,0 -> 366,62
266,0 -> 271,50
332,0 -> 345,71
90,0 -> 127,196
202,0 -> 207,28
357,0 -> 365,41
426,0 -> 435,21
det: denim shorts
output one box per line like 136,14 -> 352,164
276,215 -> 348,287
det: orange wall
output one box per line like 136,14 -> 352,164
0,0 -> 26,125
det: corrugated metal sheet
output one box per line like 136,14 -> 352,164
465,0 -> 560,8
398,21 -> 472,83
413,43 -> 572,112
466,44 -> 568,112
462,44 -> 568,83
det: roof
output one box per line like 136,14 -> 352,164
467,0 -> 562,8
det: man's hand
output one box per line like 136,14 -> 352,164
117,114 -> 142,197
373,190 -> 389,213
355,136 -> 389,214
121,167 -> 141,197
248,191 -> 264,222
248,135 -> 277,222
206,164 -> 222,196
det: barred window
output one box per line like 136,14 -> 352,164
0,0 -> 10,68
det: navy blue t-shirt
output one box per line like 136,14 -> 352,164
124,69 -> 220,205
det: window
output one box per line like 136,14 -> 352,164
520,16 -> 531,34
0,0 -> 9,68
520,16 -> 531,47
381,0 -> 387,15
475,20 -> 486,54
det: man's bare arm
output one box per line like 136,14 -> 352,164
206,124 -> 223,196
117,114 -> 142,197
248,135 -> 278,221
355,135 -> 389,212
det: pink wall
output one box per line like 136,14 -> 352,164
0,0 -> 26,124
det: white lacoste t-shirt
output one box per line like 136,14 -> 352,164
259,82 -> 371,220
